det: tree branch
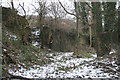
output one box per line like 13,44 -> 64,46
84,2 -> 92,9
10,0 -> 14,10
19,3 -> 26,17
58,0 -> 84,20
58,0 -> 80,18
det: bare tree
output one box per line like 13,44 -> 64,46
58,0 -> 94,48
49,1 -> 66,19
32,0 -> 48,27
58,0 -> 80,18
46,1 -> 67,30
58,0 -> 83,35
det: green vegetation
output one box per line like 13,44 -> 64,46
52,28 -> 78,52
2,7 -> 54,77
1,1 -> 120,78
74,52 -> 94,58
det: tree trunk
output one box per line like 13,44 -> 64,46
74,1 -> 80,53
89,26 -> 92,47
92,2 -> 104,57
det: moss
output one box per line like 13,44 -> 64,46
2,7 -> 31,45
2,28 -> 50,68
74,51 -> 94,58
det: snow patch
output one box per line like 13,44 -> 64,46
109,49 -> 116,54
9,35 -> 18,40
32,41 -> 39,47
8,52 -> 119,78
3,49 -> 7,52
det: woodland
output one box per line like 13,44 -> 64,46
1,0 -> 120,79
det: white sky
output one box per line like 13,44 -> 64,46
1,0 -> 119,19
1,0 -> 75,19
1,0 -> 73,14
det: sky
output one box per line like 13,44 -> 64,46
1,0 -> 75,19
1,0 -> 73,13
1,0 -> 119,19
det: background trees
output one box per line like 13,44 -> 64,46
59,1 -> 119,57
91,2 -> 118,57
1,0 -> 120,78
2,0 -> 120,57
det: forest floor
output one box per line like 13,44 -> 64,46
8,52 -> 120,79
2,28 -> 120,79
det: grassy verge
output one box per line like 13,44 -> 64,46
2,29 -> 54,77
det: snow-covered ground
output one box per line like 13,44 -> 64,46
9,52 -> 120,78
